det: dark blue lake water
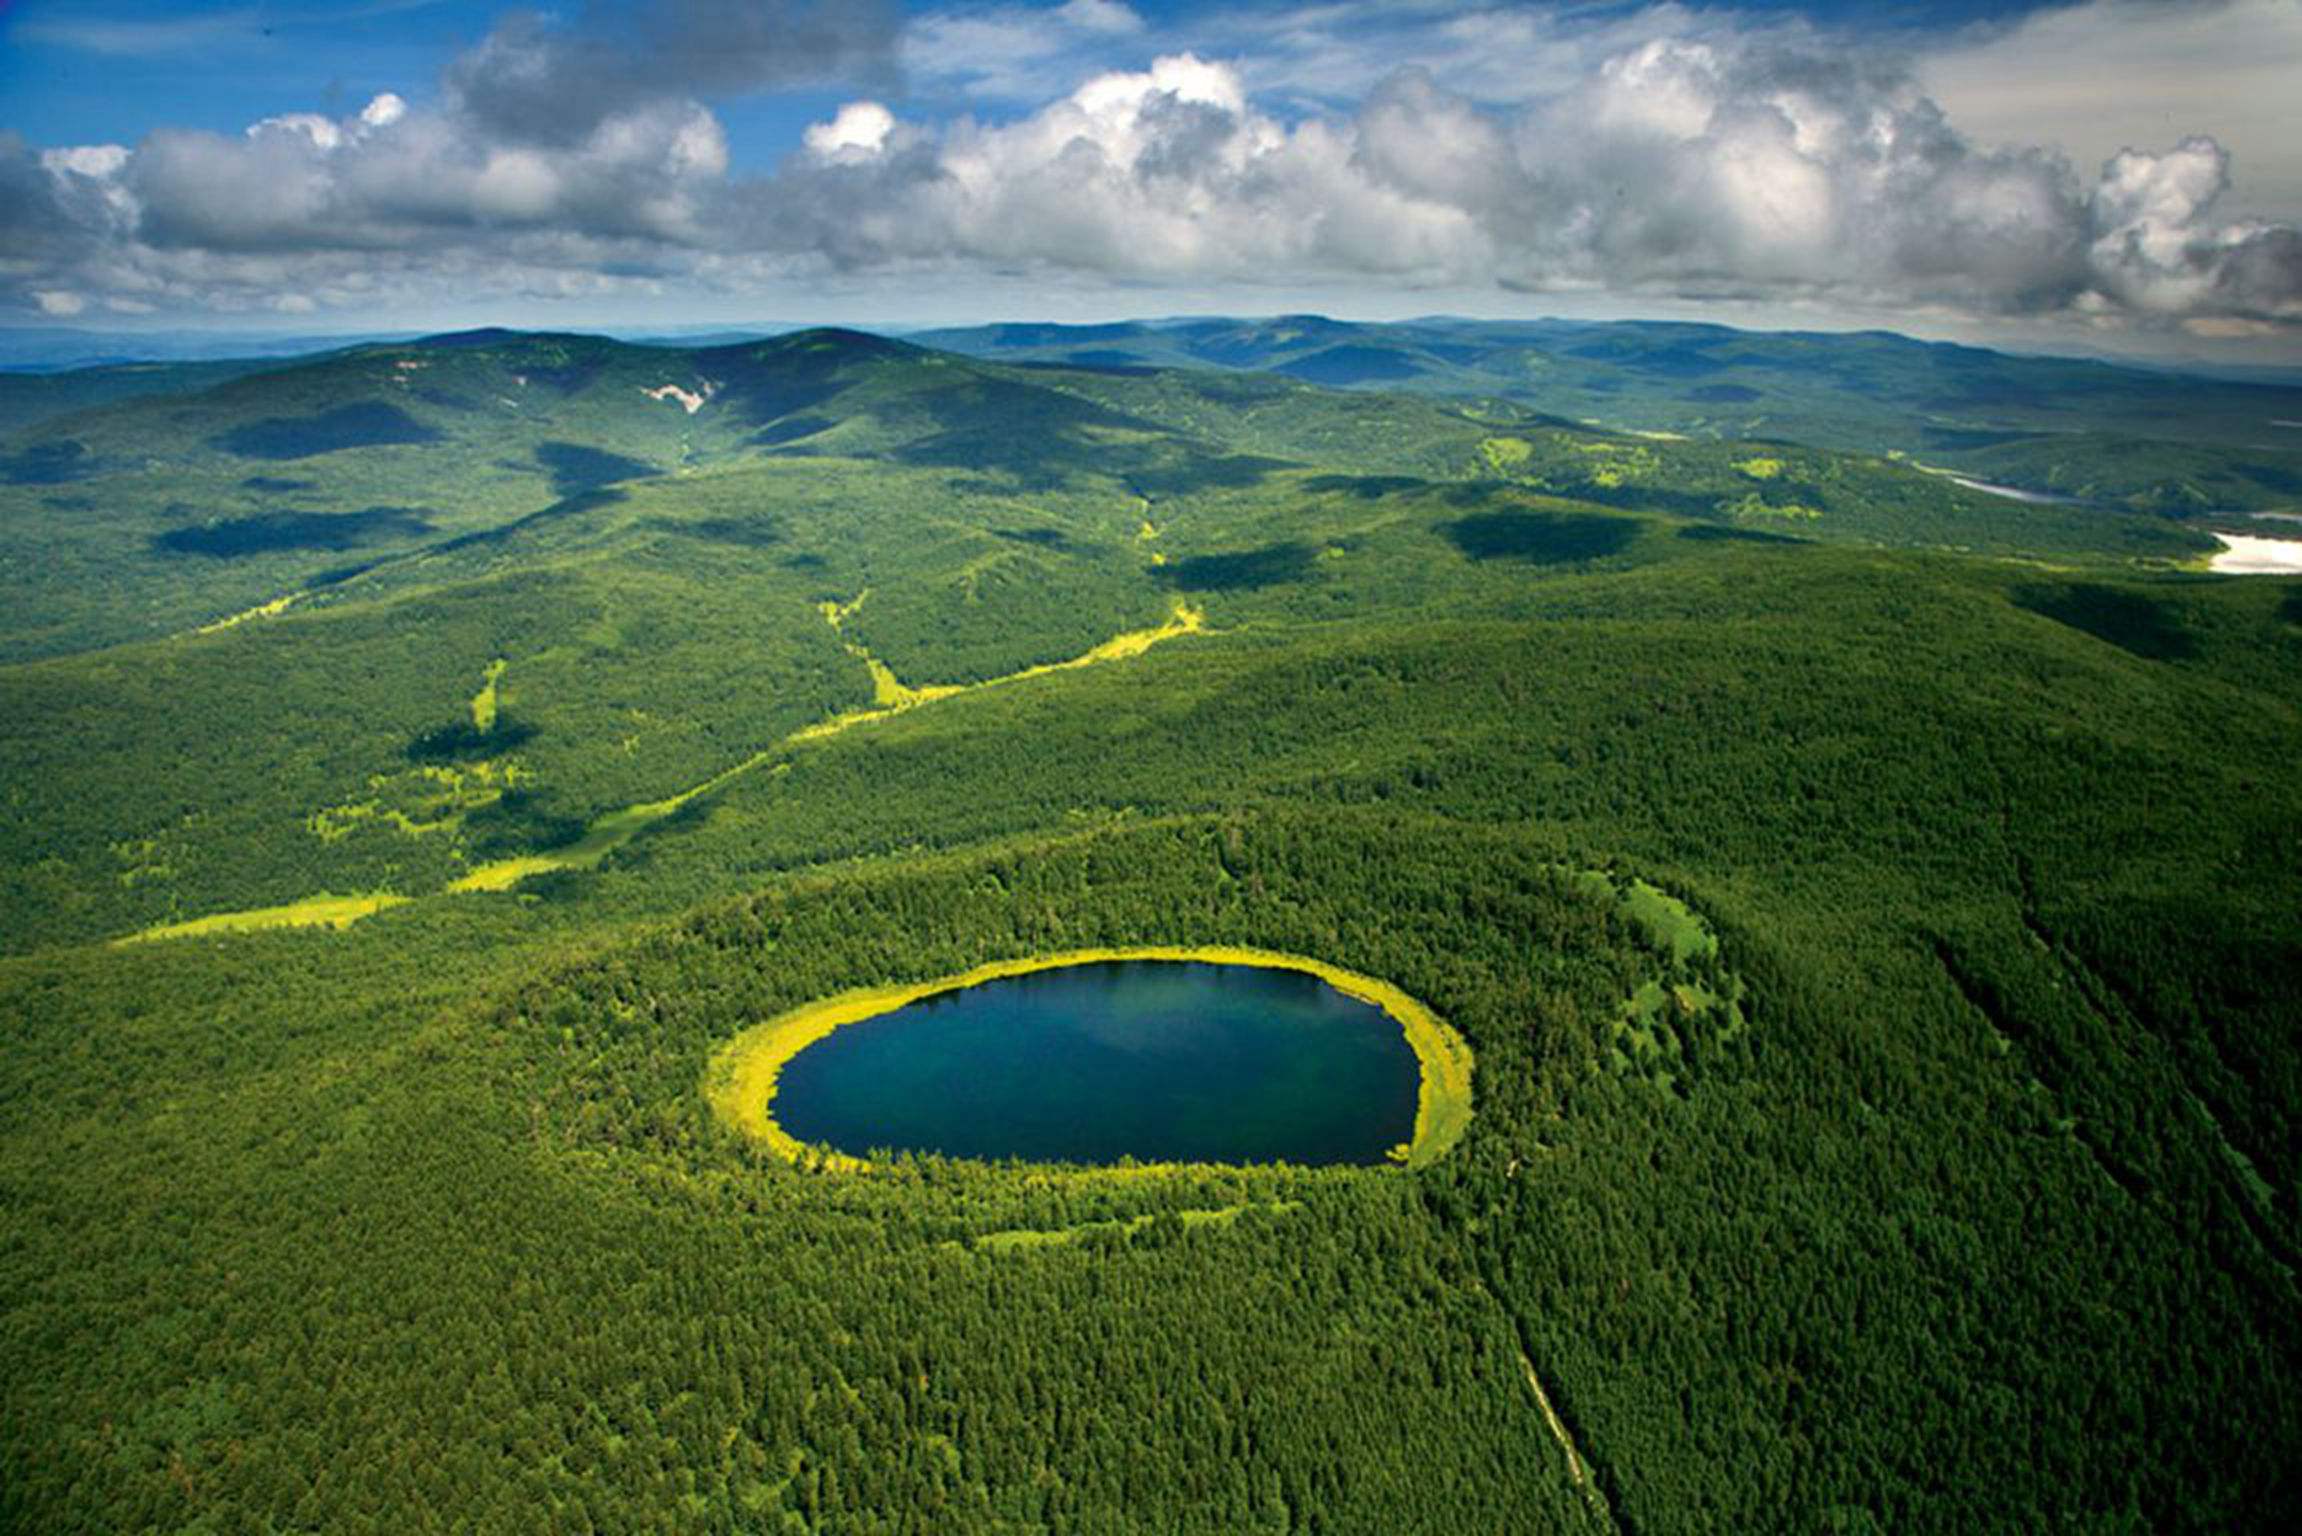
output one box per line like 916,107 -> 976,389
773,960 -> 1422,1165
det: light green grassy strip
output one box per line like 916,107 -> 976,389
969,1200 -> 1302,1253
471,659 -> 507,733
114,891 -> 409,946
193,591 -> 301,635
704,945 -> 1474,1174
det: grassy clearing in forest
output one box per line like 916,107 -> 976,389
470,659 -> 507,733
705,945 -> 1475,1172
1564,871 -> 1717,966
1479,436 -> 1534,474
1619,880 -> 1717,965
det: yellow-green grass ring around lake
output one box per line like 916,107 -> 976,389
705,945 -> 1474,1174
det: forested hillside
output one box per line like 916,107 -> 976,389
2,325 -> 2297,1533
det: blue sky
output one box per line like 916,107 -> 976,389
0,1 -> 2084,150
2,0 -> 2296,358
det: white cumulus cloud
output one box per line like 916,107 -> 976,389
805,102 -> 897,159
0,3 -> 2294,337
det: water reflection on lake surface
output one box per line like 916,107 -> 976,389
773,960 -> 1421,1165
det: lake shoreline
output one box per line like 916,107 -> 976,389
705,945 -> 1475,1173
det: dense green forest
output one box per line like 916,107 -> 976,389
1,325 -> 2298,1532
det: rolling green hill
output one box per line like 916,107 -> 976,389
0,325 -> 2225,664
1,325 -> 2297,1533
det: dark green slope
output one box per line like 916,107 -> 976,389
0,330 -> 2298,1533
0,356 -> 293,438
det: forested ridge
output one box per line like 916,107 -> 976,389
1,327 -> 2298,1532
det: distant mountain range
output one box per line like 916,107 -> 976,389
7,316 -> 2298,515
914,316 -> 2302,515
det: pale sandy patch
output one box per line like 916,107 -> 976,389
642,382 -> 713,414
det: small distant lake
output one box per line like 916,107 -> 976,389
2211,532 -> 2302,574
772,960 -> 1422,1165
